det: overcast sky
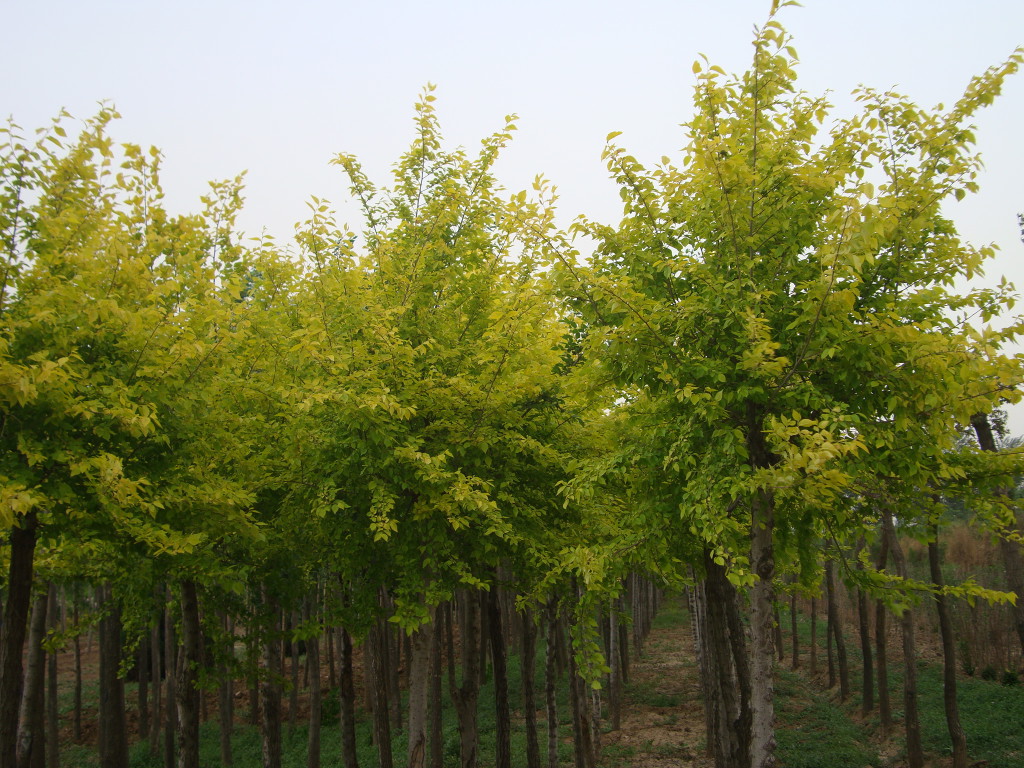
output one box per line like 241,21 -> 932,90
5,0 -> 1024,424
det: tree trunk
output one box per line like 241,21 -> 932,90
521,606 -> 541,768
163,599 -> 177,768
338,626 -> 359,768
567,632 -> 595,768
138,633 -> 150,757
809,596 -> 817,677
488,588 -> 512,768
289,614 -> 300,735
0,510 -> 38,768
98,583 -> 129,768
749,487 -> 777,768
876,516 -> 892,737
149,616 -> 162,756
406,614 -> 434,768
449,590 -> 481,768
544,601 -> 559,768
825,559 -> 849,700
428,607 -> 444,768
176,580 -> 201,768
306,607 -> 321,768
261,599 -> 283,768
45,583 -> 59,768
929,533 -> 968,768
700,550 -> 751,768
884,510 -> 923,768
368,618 -> 394,768
16,588 -> 48,768
789,590 -> 799,670
218,611 -> 234,768
971,413 -> 1024,656
608,598 -> 621,731
855,540 -> 874,715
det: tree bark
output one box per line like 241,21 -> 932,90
700,550 -> 750,768
544,601 -> 559,768
884,510 -> 923,768
163,599 -> 177,768
149,616 -> 162,756
16,588 -> 48,768
488,588 -> 511,768
809,596 -> 817,677
407,614 -> 434,768
428,606 -> 444,768
855,540 -> 874,715
749,488 -> 777,768
971,412 -> 1024,656
929,533 -> 968,768
449,590 -> 481,768
45,583 -> 59,768
261,598 -> 283,768
876,516 -> 892,737
825,559 -> 849,700
0,510 -> 38,768
176,580 -> 201,768
521,606 -> 541,768
218,611 -> 234,768
368,618 -> 394,768
789,590 -> 799,670
306,606 -> 321,768
338,626 -> 359,768
98,583 -> 129,768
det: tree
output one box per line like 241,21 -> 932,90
553,5 -> 1023,766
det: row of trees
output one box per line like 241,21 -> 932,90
2,6 -> 1023,768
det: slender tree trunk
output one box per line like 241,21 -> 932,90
544,601 -> 559,768
428,606 -> 444,768
972,413 -> 1024,656
929,533 -> 968,768
176,580 -> 201,768
885,511 -> 923,768
218,611 -> 234,768
855,539 -> 874,715
163,600 -> 177,768
749,487 -> 777,768
790,590 -> 799,670
449,590 -> 481,768
261,598 -> 283,768
306,606 -> 322,768
289,614 -> 300,735
825,559 -> 849,700
488,588 -> 511,768
809,596 -> 817,677
876,516 -> 892,737
368,618 -> 394,768
338,626 -> 359,768
150,617 -> 162,756
0,510 -> 38,768
407,614 -> 434,768
608,598 -> 621,730
138,633 -> 150,754
98,583 -> 129,768
45,583 -> 59,768
521,607 -> 541,768
17,588 -> 48,768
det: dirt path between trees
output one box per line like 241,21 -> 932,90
602,607 -> 715,768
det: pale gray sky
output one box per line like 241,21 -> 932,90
5,0 -> 1024,425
